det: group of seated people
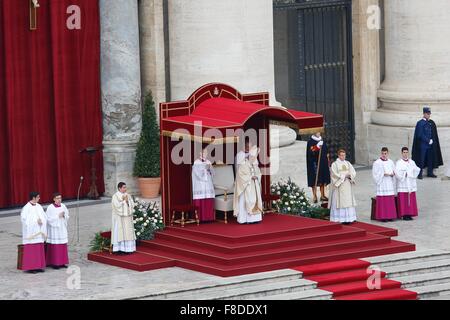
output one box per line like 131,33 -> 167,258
192,140 -> 263,225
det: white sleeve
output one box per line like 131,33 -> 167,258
372,161 -> 384,186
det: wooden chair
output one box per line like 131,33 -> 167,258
171,204 -> 200,227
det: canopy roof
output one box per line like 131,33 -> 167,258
161,97 -> 323,143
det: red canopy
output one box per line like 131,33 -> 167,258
161,97 -> 323,143
159,83 -> 324,221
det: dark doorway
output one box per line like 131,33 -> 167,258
274,0 -> 355,162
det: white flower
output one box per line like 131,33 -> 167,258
140,217 -> 144,221
277,191 -> 280,195
133,220 -> 137,224
296,193 -> 299,196
302,202 -> 306,206
300,196 -> 304,200
137,232 -> 141,236
287,186 -> 291,191
287,207 -> 291,211
285,202 -> 289,206
290,201 -> 294,204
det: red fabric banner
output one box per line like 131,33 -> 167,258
0,0 -> 104,208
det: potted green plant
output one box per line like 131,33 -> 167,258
133,91 -> 161,198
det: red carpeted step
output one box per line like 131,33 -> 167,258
335,288 -> 418,300
321,279 -> 402,297
163,216 -> 343,243
134,240 -> 414,277
141,233 -> 391,265
154,228 -> 367,254
307,269 -> 387,286
351,222 -> 398,237
87,251 -> 176,272
293,259 -> 371,276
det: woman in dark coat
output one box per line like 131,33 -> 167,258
306,132 -> 331,203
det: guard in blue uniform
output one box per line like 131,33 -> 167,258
412,106 -> 443,179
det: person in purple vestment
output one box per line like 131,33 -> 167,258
45,192 -> 70,269
20,192 -> 47,273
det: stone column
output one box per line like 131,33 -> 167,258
370,0 -> 450,167
100,0 -> 142,196
139,0 -> 166,114
167,0 -> 280,105
353,0 -> 380,164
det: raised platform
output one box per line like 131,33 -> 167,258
88,214 -> 415,277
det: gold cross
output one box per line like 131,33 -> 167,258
30,0 -> 40,31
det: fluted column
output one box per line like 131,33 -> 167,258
369,0 -> 450,166
167,0 -> 280,105
139,0 -> 166,113
100,0 -> 142,195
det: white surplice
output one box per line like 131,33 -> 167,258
192,159 -> 215,200
233,154 -> 263,224
21,202 -> 47,245
372,158 -> 396,196
46,203 -> 69,244
111,191 -> 136,253
329,159 -> 357,223
395,159 -> 420,193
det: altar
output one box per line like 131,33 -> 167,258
159,83 -> 324,222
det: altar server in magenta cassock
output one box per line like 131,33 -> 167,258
192,148 -> 216,222
21,192 -> 47,273
111,182 -> 136,255
45,193 -> 70,269
306,132 -> 331,203
372,147 -> 397,222
234,145 -> 263,224
329,149 -> 357,225
395,147 -> 421,221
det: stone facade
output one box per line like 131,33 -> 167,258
99,0 -> 450,194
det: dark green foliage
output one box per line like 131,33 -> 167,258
133,91 -> 160,177
89,232 -> 111,252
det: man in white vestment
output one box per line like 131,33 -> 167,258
192,148 -> 216,222
111,182 -> 136,254
21,192 -> 47,273
233,145 -> 263,224
329,149 -> 357,225
46,192 -> 70,269
395,147 -> 421,220
372,147 -> 397,222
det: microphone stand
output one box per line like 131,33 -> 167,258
76,176 -> 84,244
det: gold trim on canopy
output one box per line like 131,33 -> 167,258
298,127 -> 325,135
162,130 -> 239,144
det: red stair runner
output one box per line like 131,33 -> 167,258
293,259 -> 418,300
88,214 -> 415,277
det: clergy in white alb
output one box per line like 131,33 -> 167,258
233,145 -> 263,224
329,150 -> 357,224
372,147 -> 397,222
112,182 -> 136,254
21,192 -> 47,272
192,148 -> 215,222
395,147 -> 420,220
45,193 -> 69,268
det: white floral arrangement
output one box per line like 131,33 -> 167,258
271,178 -> 311,215
132,197 -> 164,240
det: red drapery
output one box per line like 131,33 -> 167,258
0,0 -> 104,208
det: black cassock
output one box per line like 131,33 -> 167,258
306,138 -> 331,187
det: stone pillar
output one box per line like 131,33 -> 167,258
352,0 -> 380,164
370,0 -> 450,168
100,0 -> 142,195
167,0 -> 279,105
139,0 -> 166,113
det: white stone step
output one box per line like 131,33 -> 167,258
364,250 -> 450,267
143,269 -> 302,300
168,279 -> 317,300
395,270 -> 450,289
259,289 -> 332,300
383,258 -> 450,278
411,283 -> 450,300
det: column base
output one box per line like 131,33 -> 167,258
103,141 -> 139,196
